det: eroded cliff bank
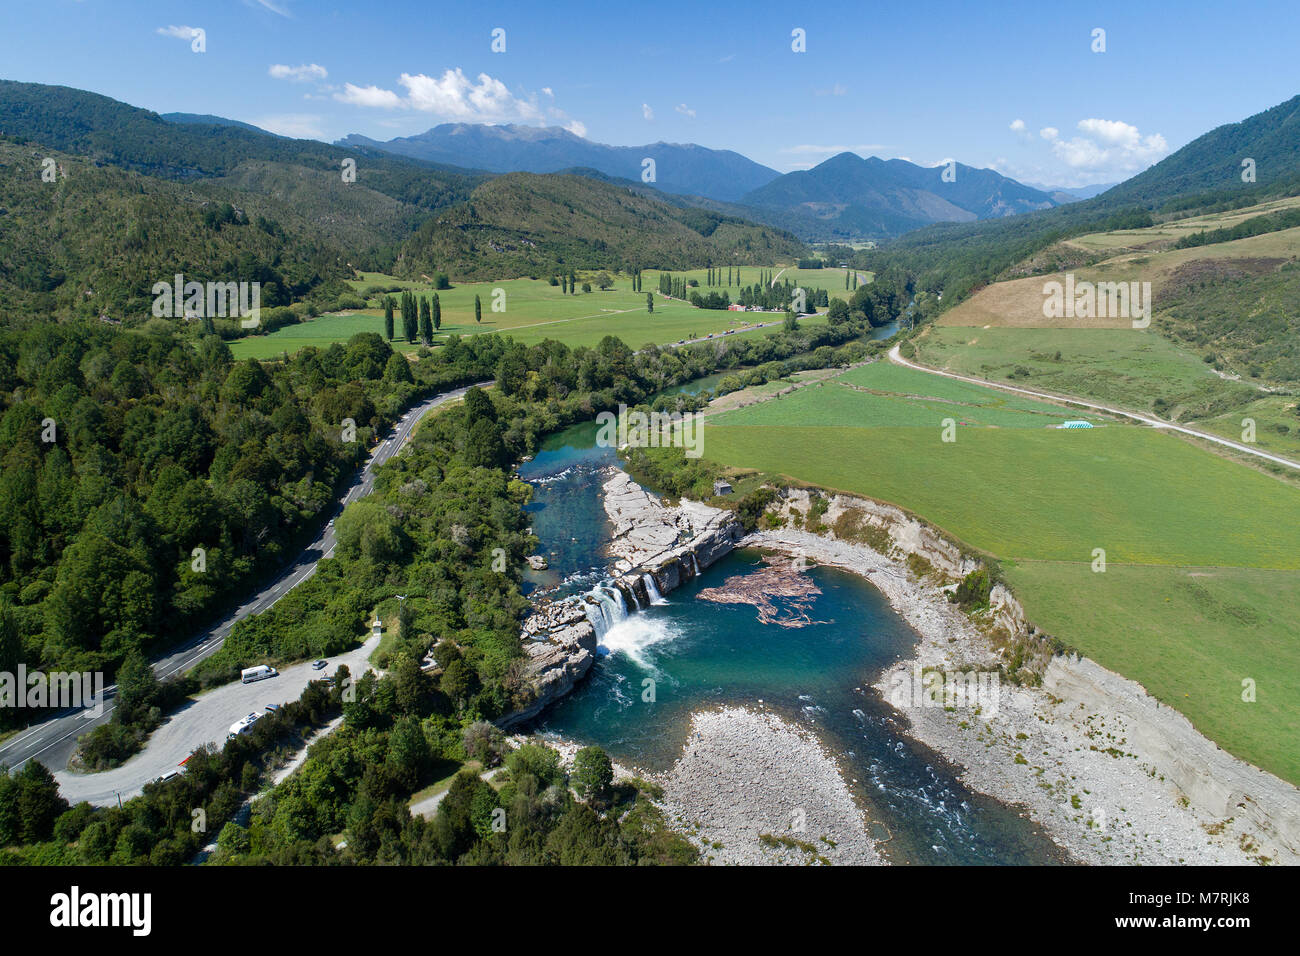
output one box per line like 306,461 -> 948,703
752,487 -> 1300,865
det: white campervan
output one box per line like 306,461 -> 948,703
227,713 -> 261,739
241,664 -> 278,684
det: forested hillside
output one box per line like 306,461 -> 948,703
397,172 -> 804,279
862,94 -> 1300,305
0,140 -> 360,318
0,320 -> 499,706
0,82 -> 806,317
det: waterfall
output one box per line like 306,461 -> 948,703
690,552 -> 700,577
583,584 -> 630,638
643,573 -> 665,605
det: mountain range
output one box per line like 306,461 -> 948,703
0,81 -> 799,316
736,152 -> 1058,239
336,123 -> 779,202
337,123 -> 1068,240
4,77 -> 1299,318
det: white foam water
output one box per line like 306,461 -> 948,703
597,614 -> 680,670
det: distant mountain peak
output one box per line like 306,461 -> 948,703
333,122 -> 779,202
741,150 -> 1057,241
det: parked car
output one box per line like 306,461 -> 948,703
265,704 -> 280,713
311,659 -> 328,670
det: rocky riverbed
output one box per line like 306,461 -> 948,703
653,707 -> 882,866
538,706 -> 883,866
602,469 -> 740,581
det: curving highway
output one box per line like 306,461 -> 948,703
0,381 -> 488,779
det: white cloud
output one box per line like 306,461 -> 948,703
269,63 -> 327,83
157,25 -> 201,41
401,70 -> 542,121
996,117 -> 1169,188
1048,118 -> 1167,172
336,83 -> 404,109
255,114 -> 324,139
1009,118 -> 1026,132
642,103 -> 654,121
335,69 -> 568,125
334,68 -> 589,134
815,83 -> 848,97
675,103 -> 696,118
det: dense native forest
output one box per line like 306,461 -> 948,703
0,322 -> 503,711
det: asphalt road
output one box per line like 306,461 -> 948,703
0,381 -> 488,777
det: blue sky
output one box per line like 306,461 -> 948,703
3,0 -> 1299,187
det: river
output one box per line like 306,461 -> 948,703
517,394 -> 1065,865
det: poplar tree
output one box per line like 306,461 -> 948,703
401,291 -> 418,342
384,296 -> 395,339
432,293 -> 441,330
474,294 -> 482,323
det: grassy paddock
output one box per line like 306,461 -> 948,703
913,326 -> 1300,462
231,271 -> 827,358
703,364 -> 1300,783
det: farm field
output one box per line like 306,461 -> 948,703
643,265 -> 872,300
1065,194 -> 1300,253
914,320 -> 1300,463
942,225 -> 1300,330
712,362 -> 1103,430
703,361 -> 1300,784
231,272 -> 824,358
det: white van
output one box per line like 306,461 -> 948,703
241,665 -> 278,684
227,713 -> 261,739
